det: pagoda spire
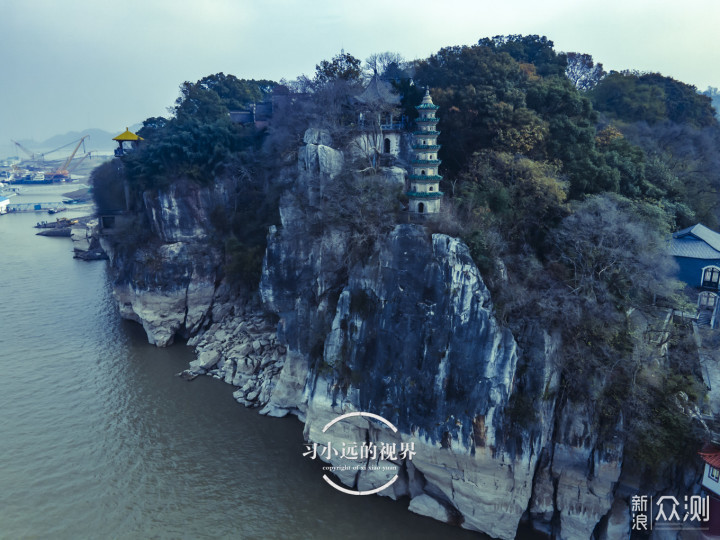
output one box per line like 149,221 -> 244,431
407,88 -> 442,213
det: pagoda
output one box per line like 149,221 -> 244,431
112,127 -> 143,157
407,88 -> 443,214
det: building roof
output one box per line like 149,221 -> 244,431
229,111 -> 254,123
671,224 -> 720,259
416,88 -> 439,109
355,75 -> 401,106
112,128 -> 143,142
699,443 -> 720,468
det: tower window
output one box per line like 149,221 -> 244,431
711,466 -> 720,482
703,266 -> 720,288
699,291 -> 718,309
429,186 -> 434,192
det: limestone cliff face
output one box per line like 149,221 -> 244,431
104,178 -> 233,346
262,219 -> 525,537
253,131 -> 629,538
106,130 -> 698,539
255,168 -> 626,537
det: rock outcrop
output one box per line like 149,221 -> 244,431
71,218 -> 108,260
261,218 -> 533,537
105,128 -> 702,539
103,178 -> 234,346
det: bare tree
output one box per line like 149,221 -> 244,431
565,52 -> 606,91
364,51 -> 408,80
550,194 -> 679,306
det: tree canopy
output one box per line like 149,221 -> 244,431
314,50 -> 362,85
591,72 -> 716,127
122,74 -> 273,190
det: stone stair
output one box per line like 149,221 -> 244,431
698,310 -> 712,327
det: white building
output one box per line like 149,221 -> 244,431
698,444 -> 720,535
352,75 -> 405,165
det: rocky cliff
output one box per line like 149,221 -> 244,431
103,129 -> 704,539
100,177 -> 242,346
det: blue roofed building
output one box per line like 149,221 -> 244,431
670,223 -> 720,326
0,194 -> 9,214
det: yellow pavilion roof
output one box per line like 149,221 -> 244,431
113,128 -> 143,142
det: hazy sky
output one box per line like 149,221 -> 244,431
1,0 -> 719,154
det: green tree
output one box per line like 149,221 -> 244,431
414,37 -> 619,199
478,34 -> 567,77
591,72 -> 717,127
91,159 -> 127,214
457,151 -> 566,249
314,50 -> 362,85
195,73 -> 275,110
174,81 -> 229,122
124,74 -> 270,190
619,119 -> 720,227
137,116 -> 168,138
414,43 -> 530,175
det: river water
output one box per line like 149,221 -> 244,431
0,185 -> 484,539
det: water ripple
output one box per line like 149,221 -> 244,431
0,209 -> 483,540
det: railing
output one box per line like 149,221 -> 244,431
380,122 -> 404,130
412,144 -> 441,150
409,175 -> 443,181
407,190 -> 444,198
672,309 -> 699,325
7,201 -> 71,212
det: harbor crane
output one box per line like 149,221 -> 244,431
67,151 -> 92,173
45,136 -> 89,182
40,137 -> 90,160
11,140 -> 37,161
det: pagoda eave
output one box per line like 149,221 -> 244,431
409,175 -> 443,181
412,145 -> 441,151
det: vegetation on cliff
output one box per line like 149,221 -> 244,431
92,35 -> 720,475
